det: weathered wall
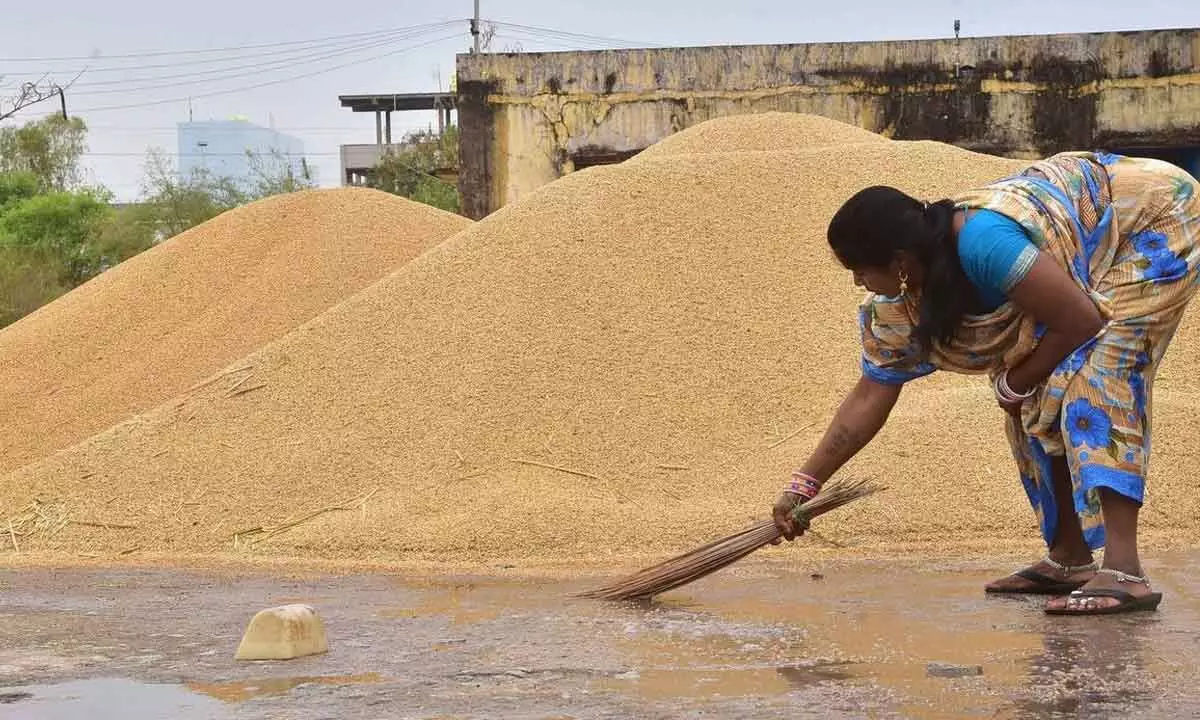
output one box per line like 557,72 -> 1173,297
456,29 -> 1200,219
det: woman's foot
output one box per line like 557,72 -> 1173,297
1045,566 -> 1161,613
985,554 -> 1097,594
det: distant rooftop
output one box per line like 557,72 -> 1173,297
339,93 -> 455,113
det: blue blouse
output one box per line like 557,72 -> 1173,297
860,209 -> 1039,385
957,209 -> 1039,311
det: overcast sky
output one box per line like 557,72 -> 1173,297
1,1 -> 1195,200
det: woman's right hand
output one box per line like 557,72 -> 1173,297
771,492 -> 808,542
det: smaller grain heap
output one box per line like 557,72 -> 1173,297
0,188 -> 469,476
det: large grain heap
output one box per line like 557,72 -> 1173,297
636,112 -> 889,158
0,188 -> 469,476
5,116 -> 1199,567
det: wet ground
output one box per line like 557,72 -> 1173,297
3,553 -> 1200,719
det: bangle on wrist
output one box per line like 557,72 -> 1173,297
785,471 -> 822,500
994,370 -> 1035,403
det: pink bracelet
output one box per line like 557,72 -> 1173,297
785,471 -> 822,500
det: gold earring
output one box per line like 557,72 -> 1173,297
898,270 -> 909,297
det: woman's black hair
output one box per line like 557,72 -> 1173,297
826,185 -> 979,348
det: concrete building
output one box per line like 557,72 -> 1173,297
337,93 -> 456,186
177,119 -> 309,190
454,28 -> 1200,220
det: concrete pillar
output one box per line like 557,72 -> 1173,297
375,111 -> 382,145
385,111 -> 392,145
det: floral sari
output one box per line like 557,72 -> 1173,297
859,152 -> 1200,548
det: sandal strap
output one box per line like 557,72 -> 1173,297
1067,587 -> 1137,601
1042,556 -> 1099,575
1097,567 -> 1151,587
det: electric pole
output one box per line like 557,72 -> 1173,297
471,0 -> 481,53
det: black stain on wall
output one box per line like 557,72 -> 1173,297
1027,55 -> 1104,154
456,79 -> 499,221
823,62 -> 996,146
604,72 -> 618,94
1147,49 -> 1173,78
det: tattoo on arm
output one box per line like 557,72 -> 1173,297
801,378 -> 898,482
825,422 -> 858,461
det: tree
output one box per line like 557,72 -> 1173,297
0,188 -> 113,285
0,171 -> 39,211
370,126 -> 460,213
0,174 -> 118,326
0,114 -> 88,191
0,244 -> 66,328
246,148 -> 316,198
91,203 -> 157,272
134,149 -> 245,239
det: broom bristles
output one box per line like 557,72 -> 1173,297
576,478 -> 884,601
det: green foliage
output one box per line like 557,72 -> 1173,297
133,149 -> 245,239
92,203 -> 157,270
0,189 -> 113,286
246,148 -> 317,198
369,126 -> 460,213
0,171 -> 40,211
0,114 -> 88,191
0,245 -> 67,328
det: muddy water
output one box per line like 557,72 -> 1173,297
2,553 -> 1199,718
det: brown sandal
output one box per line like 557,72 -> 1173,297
985,557 -> 1098,595
1044,569 -> 1163,615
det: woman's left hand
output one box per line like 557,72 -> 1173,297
997,394 -> 1025,419
996,369 -> 1033,419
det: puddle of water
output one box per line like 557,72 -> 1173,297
775,660 -> 861,688
381,579 -> 544,625
0,678 -> 228,720
187,672 -> 383,702
7,558 -> 1200,719
560,559 -> 1195,717
598,667 -> 793,699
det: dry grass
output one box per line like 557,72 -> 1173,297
0,188 -> 469,476
4,114 -> 1199,568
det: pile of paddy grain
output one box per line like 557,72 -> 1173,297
636,112 -> 888,159
0,188 -> 469,476
7,135 -> 1200,567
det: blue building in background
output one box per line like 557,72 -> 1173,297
177,119 -> 309,190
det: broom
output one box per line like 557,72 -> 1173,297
576,477 -> 884,601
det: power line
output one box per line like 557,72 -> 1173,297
83,151 -> 345,157
84,125 -> 433,133
57,22 -> 461,84
69,33 -> 426,96
487,21 -> 660,49
70,32 -> 465,114
0,20 -> 468,63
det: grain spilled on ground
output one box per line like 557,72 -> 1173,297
6,118 -> 1199,569
636,112 -> 889,159
0,188 -> 469,475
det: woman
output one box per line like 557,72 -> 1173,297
772,151 -> 1200,615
